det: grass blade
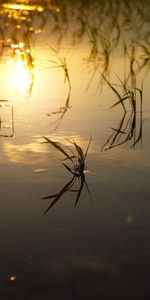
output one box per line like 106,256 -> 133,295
43,176 -> 76,215
84,135 -> 92,160
43,136 -> 74,162
74,174 -> 85,207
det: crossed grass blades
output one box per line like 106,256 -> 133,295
42,136 -> 92,215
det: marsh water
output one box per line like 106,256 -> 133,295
0,1 -> 150,299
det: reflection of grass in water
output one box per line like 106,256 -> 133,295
46,46 -> 71,130
102,75 -> 127,112
85,32 -> 111,91
101,108 -> 143,151
139,43 -> 150,78
0,0 -> 149,145
47,88 -> 71,131
0,1 -> 150,49
47,46 -> 71,89
1,0 -> 150,92
101,47 -> 143,151
42,136 -> 92,214
101,76 -> 143,151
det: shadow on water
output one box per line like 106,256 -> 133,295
41,136 -> 92,214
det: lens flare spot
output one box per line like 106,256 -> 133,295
9,275 -> 17,282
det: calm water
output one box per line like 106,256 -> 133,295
0,1 -> 150,299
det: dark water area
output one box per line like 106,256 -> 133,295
0,1 -> 150,299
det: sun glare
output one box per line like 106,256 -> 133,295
8,42 -> 34,96
11,57 -> 32,94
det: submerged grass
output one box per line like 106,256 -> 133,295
42,136 -> 92,214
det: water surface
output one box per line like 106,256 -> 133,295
0,1 -> 150,299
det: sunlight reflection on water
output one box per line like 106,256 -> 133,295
11,57 -> 32,92
0,3 -> 44,12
